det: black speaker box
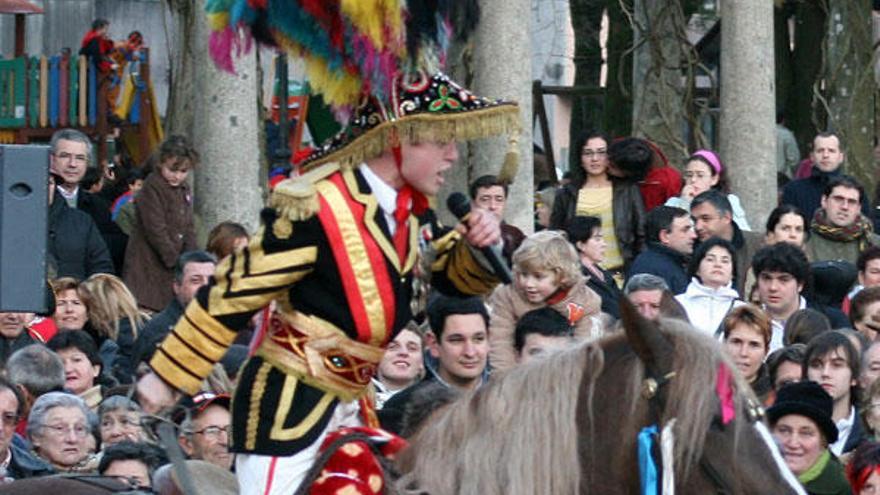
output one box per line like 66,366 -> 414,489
0,145 -> 49,313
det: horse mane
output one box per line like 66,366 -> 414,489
646,317 -> 751,478
396,317 -> 752,494
396,339 -> 600,495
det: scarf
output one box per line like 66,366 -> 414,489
811,208 -> 873,249
797,449 -> 831,485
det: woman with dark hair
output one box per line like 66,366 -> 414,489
665,150 -> 751,231
565,215 -> 622,319
766,204 -> 809,248
550,132 -> 645,273
675,237 -> 741,335
47,331 -> 106,410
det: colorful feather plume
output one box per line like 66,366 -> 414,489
204,0 -> 480,119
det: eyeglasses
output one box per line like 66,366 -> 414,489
42,423 -> 90,438
0,413 -> 18,428
581,149 -> 607,158
191,425 -> 231,438
53,152 -> 88,164
827,194 -> 859,207
100,416 -> 141,430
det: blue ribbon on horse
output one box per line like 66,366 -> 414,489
638,424 -> 660,495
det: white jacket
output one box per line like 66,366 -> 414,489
675,278 -> 742,336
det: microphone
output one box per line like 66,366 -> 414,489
446,192 -> 513,284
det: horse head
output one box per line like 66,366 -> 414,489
616,298 -> 807,495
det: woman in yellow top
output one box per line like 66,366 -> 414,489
551,132 -> 646,273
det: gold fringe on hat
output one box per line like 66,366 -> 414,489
305,104 -> 521,170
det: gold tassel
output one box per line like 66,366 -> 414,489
497,134 -> 520,185
269,177 -> 320,239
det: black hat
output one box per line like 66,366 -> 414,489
810,260 -> 858,307
766,381 -> 838,444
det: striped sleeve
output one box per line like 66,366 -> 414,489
430,226 -> 499,297
150,219 -> 319,394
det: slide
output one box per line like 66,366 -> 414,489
116,73 -> 163,165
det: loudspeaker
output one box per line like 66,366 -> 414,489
0,145 -> 49,313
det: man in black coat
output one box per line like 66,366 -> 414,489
628,206 -> 697,295
47,172 -> 114,280
49,129 -> 128,272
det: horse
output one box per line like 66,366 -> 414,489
394,300 -> 808,495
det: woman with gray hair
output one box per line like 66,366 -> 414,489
98,395 -> 145,447
27,392 -> 95,472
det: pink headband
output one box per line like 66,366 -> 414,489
691,150 -> 723,175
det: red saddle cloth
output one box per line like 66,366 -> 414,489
309,427 -> 408,495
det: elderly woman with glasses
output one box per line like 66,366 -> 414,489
98,395 -> 145,447
26,392 -> 96,472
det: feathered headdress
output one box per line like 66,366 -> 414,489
206,0 -> 481,115
206,0 -> 519,178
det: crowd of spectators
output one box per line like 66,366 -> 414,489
0,128 -> 246,492
3,121 -> 880,494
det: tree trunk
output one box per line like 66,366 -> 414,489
604,0 -> 634,139
775,4 -> 794,115
786,0 -> 827,154
163,0 -> 198,138
824,0 -> 876,194
719,0 -> 776,231
187,0 -> 265,238
569,0 -> 607,154
631,0 -> 690,166
445,0 -> 533,232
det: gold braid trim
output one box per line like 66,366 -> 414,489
304,105 -> 522,170
268,163 -> 339,238
245,362 -> 272,451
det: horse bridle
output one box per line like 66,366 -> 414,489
641,369 -> 765,495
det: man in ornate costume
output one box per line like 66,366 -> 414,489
137,2 -> 520,493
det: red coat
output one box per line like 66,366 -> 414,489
79,30 -> 114,73
639,166 -> 682,211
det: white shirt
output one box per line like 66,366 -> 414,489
359,163 -> 400,235
830,406 -> 856,456
56,185 -> 79,208
766,296 -> 807,354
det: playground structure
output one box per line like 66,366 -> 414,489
0,37 -> 162,167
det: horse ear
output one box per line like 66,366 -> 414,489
619,297 -> 674,373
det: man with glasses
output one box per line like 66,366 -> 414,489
0,376 -> 50,481
805,176 -> 879,265
49,129 -> 127,272
690,189 -> 763,294
178,392 -> 232,470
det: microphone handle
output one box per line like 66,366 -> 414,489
481,243 -> 513,284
